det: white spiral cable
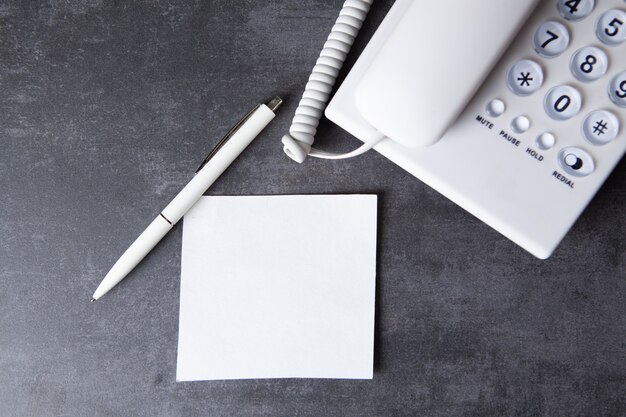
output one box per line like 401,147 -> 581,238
282,0 -> 383,163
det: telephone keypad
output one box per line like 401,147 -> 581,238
557,0 -> 595,22
507,59 -> 544,96
608,71 -> 626,107
544,85 -> 583,120
570,46 -> 609,82
533,20 -> 570,57
595,9 -> 626,45
503,2 -> 626,180
582,110 -> 620,145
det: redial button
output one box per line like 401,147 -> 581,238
558,147 -> 595,177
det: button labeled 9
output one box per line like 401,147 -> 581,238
608,71 -> 626,108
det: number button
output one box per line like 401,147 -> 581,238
608,71 -> 626,108
570,46 -> 608,82
596,9 -> 626,45
557,0 -> 595,22
544,85 -> 582,120
507,60 -> 544,96
533,21 -> 570,58
558,147 -> 595,177
582,110 -> 620,146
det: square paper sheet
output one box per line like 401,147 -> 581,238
176,195 -> 377,381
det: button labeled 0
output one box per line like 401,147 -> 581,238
544,85 -> 582,120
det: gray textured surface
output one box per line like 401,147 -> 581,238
0,1 -> 624,416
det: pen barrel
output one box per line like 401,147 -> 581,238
161,104 -> 276,224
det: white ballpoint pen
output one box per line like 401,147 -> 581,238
91,97 -> 282,301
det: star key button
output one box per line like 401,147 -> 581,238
507,59 -> 544,96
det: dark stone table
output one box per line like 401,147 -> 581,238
1,1 -> 623,416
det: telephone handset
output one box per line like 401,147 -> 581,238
355,0 -> 541,148
286,0 -> 626,258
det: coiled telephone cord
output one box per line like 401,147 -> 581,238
281,0 -> 384,163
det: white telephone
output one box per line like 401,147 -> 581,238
287,0 -> 626,259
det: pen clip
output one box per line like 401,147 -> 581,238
195,103 -> 261,173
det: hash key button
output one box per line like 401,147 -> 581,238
582,110 -> 620,146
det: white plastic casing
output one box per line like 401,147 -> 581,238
326,0 -> 626,258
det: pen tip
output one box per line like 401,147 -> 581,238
90,298 -> 96,303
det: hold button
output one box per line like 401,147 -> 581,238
558,147 -> 595,177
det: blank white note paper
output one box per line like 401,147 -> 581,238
176,194 -> 377,381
